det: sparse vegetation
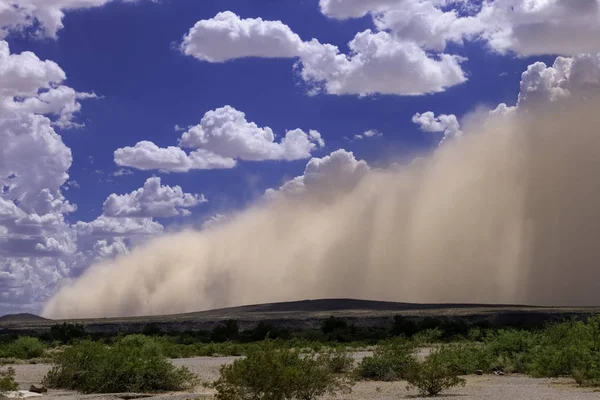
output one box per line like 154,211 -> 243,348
356,338 -> 416,381
0,336 -> 46,360
319,347 -> 355,373
3,311 -> 600,395
406,347 -> 466,397
0,365 -> 18,393
212,339 -> 353,400
42,336 -> 197,393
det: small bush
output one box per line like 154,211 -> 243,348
0,366 -> 18,393
356,338 -> 416,381
213,340 -> 353,400
0,337 -> 46,360
412,329 -> 442,346
42,337 -> 197,393
319,348 -> 354,373
211,320 -> 239,343
406,347 -> 466,397
572,361 -> 600,387
527,320 -> 592,377
430,344 -> 493,375
49,323 -> 86,345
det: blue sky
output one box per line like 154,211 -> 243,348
8,0 -> 546,223
1,0 -> 598,315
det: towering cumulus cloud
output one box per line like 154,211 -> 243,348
43,90 -> 600,318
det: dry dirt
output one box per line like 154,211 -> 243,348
8,353 -> 600,400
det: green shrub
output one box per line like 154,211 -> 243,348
211,320 -> 239,343
483,329 -> 536,373
412,329 -> 442,346
49,323 -> 86,345
0,336 -> 46,360
319,348 -> 354,373
527,320 -> 593,377
213,340 -> 353,400
42,337 -> 197,393
406,347 -> 466,397
356,338 -> 416,381
0,366 -> 18,393
431,344 -> 493,375
572,358 -> 600,387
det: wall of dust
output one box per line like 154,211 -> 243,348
42,98 -> 600,318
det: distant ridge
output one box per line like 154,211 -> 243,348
174,298 -> 539,318
0,313 -> 48,323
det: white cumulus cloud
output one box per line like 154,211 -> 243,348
318,0 -> 600,57
182,12 -> 468,96
179,105 -> 324,161
181,11 -> 303,62
75,216 -> 164,237
114,141 -> 237,173
103,177 -> 206,218
412,111 -> 462,141
266,149 -> 370,200
0,0 -> 145,39
298,30 -> 467,96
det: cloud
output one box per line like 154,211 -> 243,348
0,41 -> 93,127
75,216 -> 164,237
353,129 -> 383,140
103,177 -> 207,218
517,54 -> 600,109
116,106 -> 323,173
42,89 -> 600,318
297,30 -> 467,96
0,39 -> 123,313
112,168 -> 133,177
412,111 -> 462,141
114,141 -> 237,172
181,11 -> 303,62
319,0 -> 600,57
480,0 -> 600,56
182,13 -> 468,96
319,0 -> 400,19
179,106 -> 324,161
201,213 -> 230,230
91,238 -> 129,260
481,53 -> 600,125
265,149 -> 370,200
371,1 -> 483,52
0,257 -> 69,311
0,0 -> 146,39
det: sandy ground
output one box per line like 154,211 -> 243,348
8,354 -> 600,400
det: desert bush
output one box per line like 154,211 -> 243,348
48,323 -> 86,344
406,347 -> 466,397
483,329 -> 536,373
211,320 -> 239,343
412,329 -> 442,346
0,366 -> 18,393
572,357 -> 600,387
527,320 -> 594,377
356,338 -> 416,381
431,344 -> 493,375
42,337 -> 197,393
319,347 -> 354,373
213,340 -> 353,400
0,336 -> 45,360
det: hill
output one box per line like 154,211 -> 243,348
1,298 -> 599,336
0,313 -> 48,323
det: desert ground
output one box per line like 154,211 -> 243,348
8,352 -> 600,400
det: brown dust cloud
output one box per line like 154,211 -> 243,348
43,98 -> 600,318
